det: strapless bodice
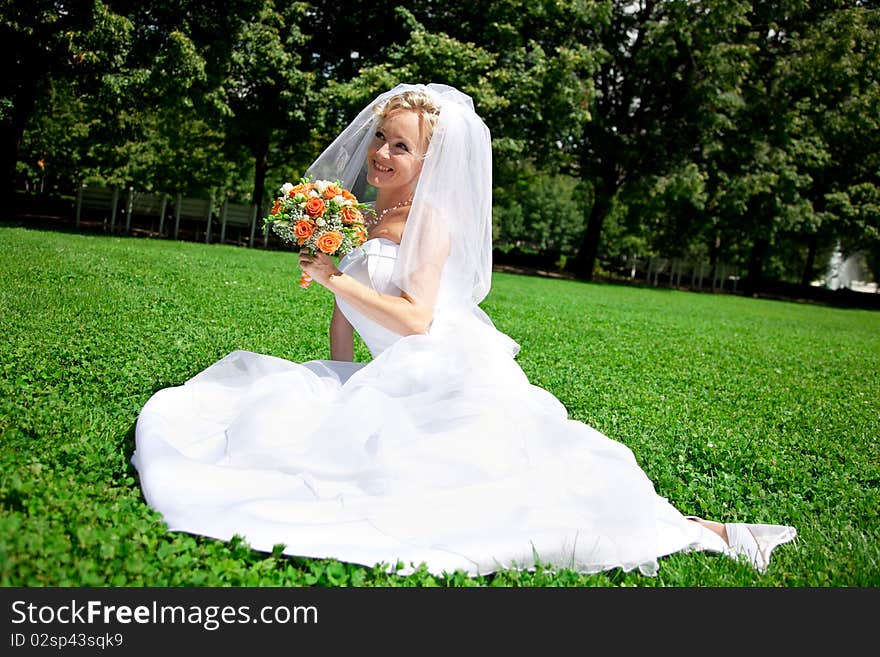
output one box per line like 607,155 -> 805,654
335,238 -> 403,357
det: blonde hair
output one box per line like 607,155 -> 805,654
375,90 -> 441,150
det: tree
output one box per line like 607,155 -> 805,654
312,2 -> 602,253
571,0 -> 738,280
91,0 -> 265,194
14,0 -> 268,198
1,0 -> 126,200
779,5 -> 880,286
693,1 -> 876,293
222,0 -> 313,213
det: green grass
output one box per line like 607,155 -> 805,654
1,224 -> 878,586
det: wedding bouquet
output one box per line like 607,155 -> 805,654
263,176 -> 371,288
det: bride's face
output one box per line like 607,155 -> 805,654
366,109 -> 427,192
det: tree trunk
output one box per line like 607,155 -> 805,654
251,134 -> 270,221
575,166 -> 616,281
1,75 -> 40,206
800,233 -> 818,288
744,237 -> 769,296
574,194 -> 609,281
708,233 -> 720,291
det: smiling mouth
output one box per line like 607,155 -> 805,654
373,160 -> 393,173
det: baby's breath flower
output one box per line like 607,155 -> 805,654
271,220 -> 296,243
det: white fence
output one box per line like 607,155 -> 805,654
74,184 -> 262,247
625,255 -> 740,292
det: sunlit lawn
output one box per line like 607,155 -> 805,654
1,224 -> 878,586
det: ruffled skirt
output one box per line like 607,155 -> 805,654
134,327 -> 736,576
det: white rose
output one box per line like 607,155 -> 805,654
309,190 -> 319,198
280,182 -> 294,196
314,180 -> 328,195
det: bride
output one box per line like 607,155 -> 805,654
133,83 -> 796,577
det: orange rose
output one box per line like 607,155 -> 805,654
290,182 -> 314,197
323,183 -> 342,199
271,199 -> 282,215
304,196 -> 326,218
293,219 -> 314,244
340,206 -> 363,224
341,189 -> 356,201
316,231 -> 344,254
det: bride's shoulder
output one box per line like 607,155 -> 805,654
408,204 -> 451,256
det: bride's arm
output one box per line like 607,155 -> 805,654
329,301 -> 354,361
326,274 -> 433,336
299,251 -> 444,336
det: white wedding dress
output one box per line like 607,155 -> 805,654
133,238 -> 794,576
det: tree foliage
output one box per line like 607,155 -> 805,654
8,0 -> 880,290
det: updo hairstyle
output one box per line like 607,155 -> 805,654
374,90 -> 441,154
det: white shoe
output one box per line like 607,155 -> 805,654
724,523 -> 797,572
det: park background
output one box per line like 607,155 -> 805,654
5,0 -> 879,298
2,1 -> 879,587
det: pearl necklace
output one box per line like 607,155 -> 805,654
367,196 -> 413,228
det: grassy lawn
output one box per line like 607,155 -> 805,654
1,224 -> 878,586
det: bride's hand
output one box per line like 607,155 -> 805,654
299,251 -> 340,286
